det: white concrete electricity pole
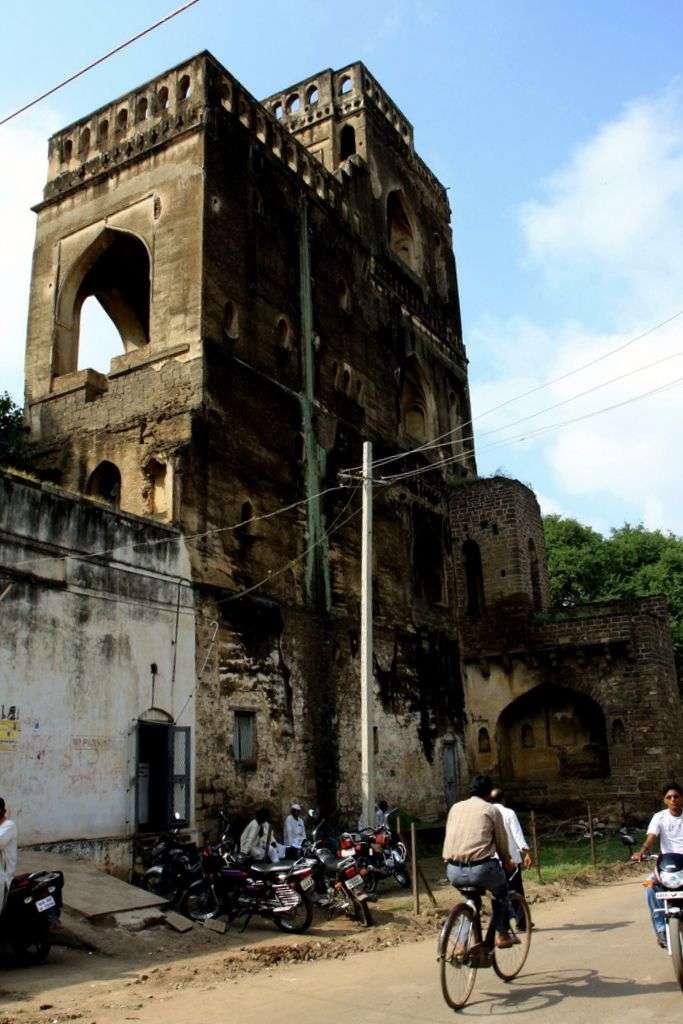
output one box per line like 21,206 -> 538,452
360,440 -> 375,827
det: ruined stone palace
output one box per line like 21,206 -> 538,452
6,51 -> 681,859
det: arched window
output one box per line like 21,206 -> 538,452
62,138 -> 73,162
306,84 -> 319,105
286,94 -> 300,114
98,120 -> 109,145
400,362 -> 433,443
339,76 -> 352,96
222,301 -> 239,340
387,189 -> 418,272
177,75 -> 192,101
339,124 -> 356,160
86,461 -> 121,508
477,727 -> 491,754
156,86 -> 169,112
463,538 -> 485,617
337,278 -> 350,312
273,102 -> 284,120
528,538 -> 542,611
612,719 -> 626,745
146,459 -> 168,517
275,316 -> 292,350
521,723 -> 535,748
116,108 -> 128,132
54,228 -> 151,379
79,128 -> 90,155
136,97 -> 148,122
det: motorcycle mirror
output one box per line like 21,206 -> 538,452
308,808 -> 317,818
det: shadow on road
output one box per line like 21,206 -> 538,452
534,919 -> 632,934
465,967 -> 679,1015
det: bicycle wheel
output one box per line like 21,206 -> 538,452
439,903 -> 477,1010
670,917 -> 683,992
493,891 -> 532,981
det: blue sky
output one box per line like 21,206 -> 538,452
2,1 -> 683,532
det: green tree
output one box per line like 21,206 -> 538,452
0,391 -> 32,471
543,514 -> 683,687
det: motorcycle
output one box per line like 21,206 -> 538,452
141,814 -> 202,906
180,842 -> 315,933
303,816 -> 374,927
649,851 -> 683,991
1,870 -> 64,965
339,817 -> 410,893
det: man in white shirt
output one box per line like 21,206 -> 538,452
283,802 -> 307,857
633,781 -> 683,948
239,808 -> 277,862
490,789 -> 532,927
0,797 -> 18,913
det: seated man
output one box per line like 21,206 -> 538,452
633,781 -> 683,948
240,808 -> 278,862
442,775 -> 514,949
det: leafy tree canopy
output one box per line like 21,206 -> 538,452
543,514 -> 683,684
0,392 -> 32,471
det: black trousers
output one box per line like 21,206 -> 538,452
505,865 -> 527,928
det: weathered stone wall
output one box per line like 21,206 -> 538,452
0,471 -> 196,867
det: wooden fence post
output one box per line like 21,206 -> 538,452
410,822 -> 420,915
587,802 -> 597,869
530,810 -> 542,883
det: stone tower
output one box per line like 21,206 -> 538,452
24,52 -> 473,828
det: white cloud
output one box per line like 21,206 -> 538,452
0,112 -> 58,403
472,83 -> 683,534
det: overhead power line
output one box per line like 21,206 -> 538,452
0,0 -> 202,129
378,371 -> 683,485
344,309 -> 683,476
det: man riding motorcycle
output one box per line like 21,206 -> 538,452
632,781 -> 683,948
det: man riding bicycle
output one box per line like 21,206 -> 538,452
442,774 -> 515,949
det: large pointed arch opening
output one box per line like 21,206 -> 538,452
53,228 -> 151,380
497,683 -> 609,783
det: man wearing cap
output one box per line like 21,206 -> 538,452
284,802 -> 307,857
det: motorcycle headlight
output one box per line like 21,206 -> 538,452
660,869 -> 683,890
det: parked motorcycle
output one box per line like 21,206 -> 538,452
339,817 -> 410,893
1,870 -> 64,965
141,815 -> 202,906
303,816 -> 375,927
180,842 -> 315,933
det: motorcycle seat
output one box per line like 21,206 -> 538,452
248,862 -> 290,876
319,850 -> 355,873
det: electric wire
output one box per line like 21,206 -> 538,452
341,309 -> 683,476
6,483 -> 347,571
0,1 -> 203,128
377,372 -> 683,485
372,345 -> 683,467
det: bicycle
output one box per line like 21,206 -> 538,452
437,877 -> 532,1010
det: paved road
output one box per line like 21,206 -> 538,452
95,878 -> 680,1023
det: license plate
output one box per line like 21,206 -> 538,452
656,891 -> 683,900
36,895 -> 56,912
300,876 -> 314,891
345,873 -> 363,891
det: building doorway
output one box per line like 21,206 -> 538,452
135,718 -> 191,832
443,740 -> 459,808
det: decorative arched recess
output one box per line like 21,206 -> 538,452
400,356 -> 436,443
52,227 -> 151,380
86,460 -> 122,508
386,189 -> 420,274
497,683 -> 610,783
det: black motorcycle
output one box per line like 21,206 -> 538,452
180,843 -> 315,933
1,870 -> 64,965
141,815 -> 202,905
302,818 -> 374,927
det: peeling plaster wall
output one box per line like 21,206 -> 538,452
0,473 -> 196,858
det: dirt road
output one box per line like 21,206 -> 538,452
2,879 -> 680,1022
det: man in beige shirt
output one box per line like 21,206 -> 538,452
443,775 -> 514,947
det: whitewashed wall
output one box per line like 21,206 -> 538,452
0,472 -> 196,848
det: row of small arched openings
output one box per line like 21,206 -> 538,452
61,76 -> 192,163
85,458 -> 169,516
477,718 -> 627,754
